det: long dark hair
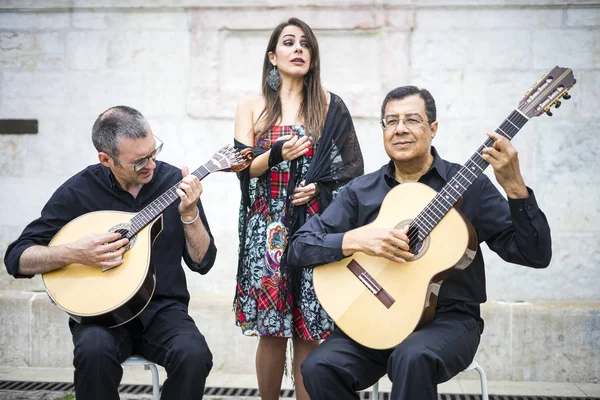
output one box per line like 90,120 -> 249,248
254,18 -> 327,140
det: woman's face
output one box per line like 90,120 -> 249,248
269,25 -> 312,79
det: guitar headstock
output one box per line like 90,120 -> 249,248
518,66 -> 576,119
209,145 -> 254,173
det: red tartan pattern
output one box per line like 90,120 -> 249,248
234,125 -> 331,340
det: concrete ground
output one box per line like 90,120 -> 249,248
0,365 -> 599,399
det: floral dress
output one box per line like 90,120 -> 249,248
234,125 -> 333,340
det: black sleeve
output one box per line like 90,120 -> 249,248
476,177 -> 552,269
4,185 -> 84,278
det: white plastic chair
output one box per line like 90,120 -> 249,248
122,355 -> 160,400
371,360 -> 488,400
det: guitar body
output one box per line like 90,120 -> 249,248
313,182 -> 477,349
42,211 -> 163,328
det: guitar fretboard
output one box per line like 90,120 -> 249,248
410,109 -> 529,241
126,156 -> 226,239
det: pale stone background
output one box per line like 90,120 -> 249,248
0,0 -> 598,385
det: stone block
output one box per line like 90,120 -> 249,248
179,118 -> 236,163
412,29 -> 531,71
483,230 -> 600,303
410,69 -> 538,122
71,9 -> 187,30
184,228 -> 240,297
1,70 -> 186,118
66,31 -> 111,70
352,118 -> 389,174
106,31 -> 189,75
0,11 -> 69,30
31,293 -> 73,368
0,291 -> 32,366
535,119 -> 599,185
0,32 -> 65,69
319,30 -> 382,95
188,295 -> 257,375
187,88 -> 240,119
189,8 -> 400,31
0,177 -> 69,227
536,184 -> 599,233
416,8 -> 563,29
218,31 -> 267,93
189,30 -> 220,91
565,7 -> 600,27
379,31 -> 411,88
0,135 -> 29,177
577,70 -> 600,119
511,302 -> 600,382
532,29 -> 595,70
468,301 -> 513,381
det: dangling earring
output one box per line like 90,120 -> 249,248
303,76 -> 309,87
267,66 -> 280,90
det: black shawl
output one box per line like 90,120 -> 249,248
234,92 -> 364,309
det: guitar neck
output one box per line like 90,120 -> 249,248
411,109 -> 529,240
126,164 -> 214,238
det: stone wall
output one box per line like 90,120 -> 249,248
0,0 -> 598,383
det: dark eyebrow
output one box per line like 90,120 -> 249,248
282,34 -> 306,40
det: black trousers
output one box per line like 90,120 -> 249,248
301,311 -> 482,400
70,302 -> 213,400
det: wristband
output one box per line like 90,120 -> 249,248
268,140 -> 285,168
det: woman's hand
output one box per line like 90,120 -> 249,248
291,180 -> 319,206
278,134 -> 312,161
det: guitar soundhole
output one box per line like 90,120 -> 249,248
395,219 -> 430,262
109,223 -> 137,252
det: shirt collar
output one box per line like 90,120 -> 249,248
383,146 -> 449,186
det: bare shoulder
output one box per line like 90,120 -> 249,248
237,94 -> 265,114
324,89 -> 331,105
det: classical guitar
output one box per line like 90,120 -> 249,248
313,66 -> 576,349
42,145 -> 253,328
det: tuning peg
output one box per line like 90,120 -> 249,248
555,101 -> 562,109
546,110 -> 553,117
563,93 -> 571,100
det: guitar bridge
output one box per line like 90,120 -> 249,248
346,259 -> 395,309
357,271 -> 382,295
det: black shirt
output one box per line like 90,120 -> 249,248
4,161 -> 217,328
287,147 -> 552,319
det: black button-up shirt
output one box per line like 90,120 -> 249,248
4,161 -> 217,327
287,147 -> 552,319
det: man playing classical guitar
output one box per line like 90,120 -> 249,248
287,86 -> 552,399
4,106 -> 217,399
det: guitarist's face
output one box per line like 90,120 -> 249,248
106,133 -> 158,189
382,95 -> 438,167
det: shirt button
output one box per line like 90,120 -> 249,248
519,207 -> 524,212
533,232 -> 538,236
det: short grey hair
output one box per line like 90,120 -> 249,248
91,105 -> 149,162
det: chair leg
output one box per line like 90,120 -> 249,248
474,364 -> 489,400
372,380 -> 379,399
147,363 -> 160,400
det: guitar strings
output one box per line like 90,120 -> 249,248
403,110 -> 528,248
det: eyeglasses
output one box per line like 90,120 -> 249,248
110,136 -> 163,172
380,115 -> 426,131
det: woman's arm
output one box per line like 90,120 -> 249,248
234,95 -> 271,179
